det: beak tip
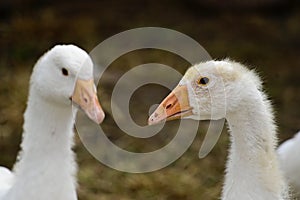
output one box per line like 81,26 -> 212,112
99,114 -> 105,124
148,118 -> 155,126
85,107 -> 105,125
148,112 -> 157,126
95,111 -> 105,124
148,112 -> 165,126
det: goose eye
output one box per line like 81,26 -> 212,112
197,77 -> 209,85
62,68 -> 69,76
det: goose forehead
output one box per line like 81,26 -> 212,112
209,60 -> 231,66
184,63 -> 217,79
76,59 -> 94,79
188,60 -> 238,79
183,67 -> 199,80
194,61 -> 231,72
49,46 -> 94,79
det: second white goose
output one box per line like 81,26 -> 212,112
0,44 -> 105,200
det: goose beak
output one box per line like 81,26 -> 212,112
148,85 -> 193,125
71,79 -> 105,124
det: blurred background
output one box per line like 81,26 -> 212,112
0,0 -> 299,199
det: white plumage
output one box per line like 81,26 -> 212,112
0,45 -> 104,200
0,168 -> 13,198
278,131 -> 300,198
149,59 -> 289,200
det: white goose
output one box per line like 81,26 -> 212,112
278,131 -> 300,197
149,60 -> 289,200
0,45 -> 105,200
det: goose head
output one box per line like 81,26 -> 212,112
30,44 -> 105,124
148,60 -> 261,124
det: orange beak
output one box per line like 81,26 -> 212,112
148,85 -> 193,125
71,79 -> 105,124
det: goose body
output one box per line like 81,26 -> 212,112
278,131 -> 300,197
0,45 -> 105,200
149,60 -> 289,200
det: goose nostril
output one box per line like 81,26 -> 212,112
166,104 -> 172,109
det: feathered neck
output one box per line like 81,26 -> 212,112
222,88 -> 287,200
5,88 -> 78,200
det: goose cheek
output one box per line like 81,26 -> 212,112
71,79 -> 105,124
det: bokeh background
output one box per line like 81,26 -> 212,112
0,0 -> 300,199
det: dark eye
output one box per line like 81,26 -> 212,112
197,77 -> 209,85
62,68 -> 69,76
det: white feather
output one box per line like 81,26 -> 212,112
0,167 -> 14,199
0,44 -> 95,200
278,131 -> 300,197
